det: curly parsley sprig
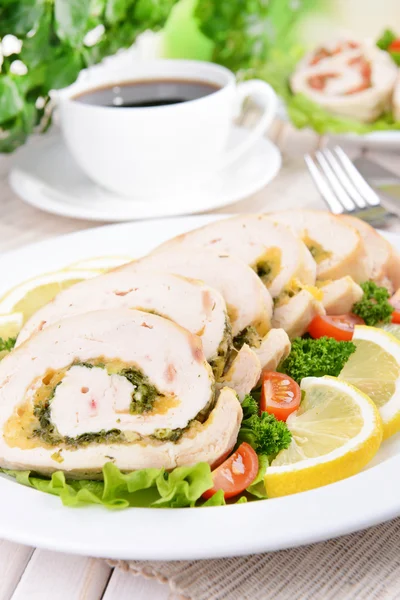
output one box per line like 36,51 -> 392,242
279,337 -> 356,383
237,395 -> 292,459
353,281 -> 394,326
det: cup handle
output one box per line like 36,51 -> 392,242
220,80 -> 278,169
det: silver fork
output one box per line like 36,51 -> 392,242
305,146 -> 397,226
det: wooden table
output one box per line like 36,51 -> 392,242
0,121 -> 399,599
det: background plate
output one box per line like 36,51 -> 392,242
1,214 -> 400,560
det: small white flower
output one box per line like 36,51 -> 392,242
35,96 -> 46,109
10,60 -> 28,76
83,24 -> 105,47
2,34 -> 22,56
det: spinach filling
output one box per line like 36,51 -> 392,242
233,326 -> 263,350
151,428 -> 187,442
33,395 -> 199,446
120,368 -> 160,415
31,362 -> 213,447
256,261 -> 272,285
209,318 -> 233,379
73,361 -> 161,414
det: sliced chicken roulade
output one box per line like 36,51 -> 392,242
0,309 -> 242,476
319,277 -> 363,315
272,290 -> 325,339
267,210 -> 369,283
340,215 -> 400,293
291,39 -> 397,123
151,214 -> 317,299
121,249 -> 273,338
17,271 -> 232,378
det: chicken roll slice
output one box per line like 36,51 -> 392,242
319,277 -> 363,315
17,271 -> 231,379
252,329 -> 291,374
122,249 -> 273,337
291,40 -> 397,122
217,344 -> 261,401
267,210 -> 369,282
152,214 -> 317,298
272,290 -> 325,339
0,309 -> 243,476
340,215 -> 400,293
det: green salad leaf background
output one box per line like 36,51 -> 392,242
0,0 -> 330,152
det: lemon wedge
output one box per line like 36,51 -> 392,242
0,269 -> 99,323
339,325 -> 400,440
67,256 -> 132,271
265,376 -> 382,498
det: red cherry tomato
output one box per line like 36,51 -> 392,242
308,313 -> 364,341
389,39 -> 400,53
390,290 -> 400,323
260,371 -> 301,422
202,443 -> 259,500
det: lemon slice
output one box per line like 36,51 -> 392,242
0,269 -> 99,323
68,256 -> 133,271
339,325 -> 400,440
265,376 -> 382,498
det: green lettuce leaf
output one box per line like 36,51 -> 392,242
203,489 -> 225,506
1,461 -> 214,510
287,94 -> 400,135
246,454 -> 268,499
2,456 -> 268,509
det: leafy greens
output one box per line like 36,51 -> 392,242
377,29 -> 400,66
2,453 -> 268,509
0,0 -> 178,152
280,337 -> 356,383
352,281 -> 394,326
237,395 -> 292,459
0,0 -> 327,152
0,337 -> 16,353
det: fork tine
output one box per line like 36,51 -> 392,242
315,151 -> 356,212
334,146 -> 381,207
304,154 -> 344,214
322,149 -> 367,209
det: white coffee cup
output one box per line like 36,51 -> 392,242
55,59 -> 277,198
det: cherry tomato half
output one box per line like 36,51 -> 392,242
308,313 -> 364,341
260,371 -> 301,422
202,442 -> 259,500
389,39 -> 400,53
390,290 -> 400,323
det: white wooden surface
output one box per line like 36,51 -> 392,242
0,120 -> 400,599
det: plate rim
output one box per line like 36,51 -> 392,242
277,97 -> 400,145
0,215 -> 399,560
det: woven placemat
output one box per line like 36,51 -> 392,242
108,516 -> 400,599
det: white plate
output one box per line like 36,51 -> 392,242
9,128 -> 281,222
278,99 -> 400,149
1,214 -> 400,561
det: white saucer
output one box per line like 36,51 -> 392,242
9,127 -> 281,222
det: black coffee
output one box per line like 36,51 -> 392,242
73,78 -> 220,108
